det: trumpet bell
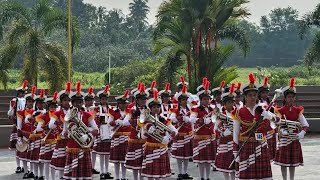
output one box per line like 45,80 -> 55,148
16,137 -> 29,152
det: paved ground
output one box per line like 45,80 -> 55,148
0,136 -> 319,180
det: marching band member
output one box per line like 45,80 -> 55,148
258,76 -> 277,161
274,78 -> 309,180
94,85 -> 114,179
189,80 -> 216,180
159,82 -> 173,118
211,80 -> 225,110
8,80 -> 28,174
234,83 -> 243,110
63,82 -> 99,180
49,82 -> 71,180
214,83 -> 236,180
232,73 -> 273,179
123,83 -> 148,180
172,76 -> 188,106
29,89 -> 47,180
141,90 -> 178,180
16,85 -> 37,179
36,92 -> 59,180
83,87 -> 100,175
170,85 -> 193,180
109,90 -> 131,180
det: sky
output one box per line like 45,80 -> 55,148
83,0 -> 319,25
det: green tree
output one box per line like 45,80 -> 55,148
128,0 -> 150,36
0,0 -> 79,92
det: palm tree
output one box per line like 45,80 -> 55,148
0,0 -> 79,92
299,3 -> 320,74
153,0 -> 250,90
128,0 -> 150,34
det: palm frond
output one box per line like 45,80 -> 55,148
0,43 -> 19,89
8,22 -> 31,44
0,1 -> 32,29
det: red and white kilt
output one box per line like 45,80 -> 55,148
17,148 -> 30,161
92,135 -> 111,155
29,136 -> 41,163
171,133 -> 193,159
266,130 -> 276,161
39,141 -> 56,163
9,126 -> 18,149
235,141 -> 272,180
63,149 -> 92,180
215,135 -> 235,172
141,143 -> 171,178
193,135 -> 216,163
274,137 -> 303,167
125,138 -> 146,170
110,134 -> 129,163
50,139 -> 67,171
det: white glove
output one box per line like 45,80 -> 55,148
183,116 -> 190,123
25,114 -> 32,123
17,137 -> 22,145
161,135 -> 171,145
261,110 -> 275,120
223,128 -> 232,137
233,152 -> 240,163
296,130 -> 306,139
280,129 -> 289,136
204,117 -> 211,124
148,126 -> 156,134
115,119 -> 123,126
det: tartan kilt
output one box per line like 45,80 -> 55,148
141,145 -> 171,178
110,135 -> 129,163
9,126 -> 18,149
274,138 -> 303,167
17,149 -> 30,161
125,139 -> 145,170
235,141 -> 272,180
39,142 -> 56,163
29,137 -> 41,163
193,136 -> 216,163
63,149 -> 92,180
92,135 -> 111,155
171,134 -> 193,159
266,131 -> 276,161
50,139 -> 68,170
215,135 -> 234,172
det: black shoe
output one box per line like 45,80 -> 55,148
183,173 -> 193,179
15,167 -> 22,173
23,172 -> 29,179
28,172 -> 35,178
171,170 -> 175,175
38,176 -> 44,180
100,173 -> 106,180
212,167 -> 217,171
21,167 -> 25,173
34,176 -> 38,180
92,168 -> 100,174
105,172 -> 114,179
201,178 -> 205,180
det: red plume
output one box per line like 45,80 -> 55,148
180,76 -> 185,84
182,84 -> 187,94
40,89 -> 45,98
204,81 -> 209,91
248,73 -> 255,83
53,91 -> 58,101
76,81 -> 81,93
150,80 -> 156,89
202,77 -> 208,85
219,80 -> 225,90
230,83 -> 235,94
104,85 -> 110,93
140,83 -> 145,92
66,81 -> 71,92
165,82 -> 170,91
31,86 -> 37,96
137,82 -> 141,89
22,80 -> 28,89
263,76 -> 268,87
237,82 -> 242,90
124,90 -> 130,98
153,90 -> 159,99
88,87 -> 93,95
290,78 -> 295,88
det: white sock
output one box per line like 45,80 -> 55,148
289,167 -> 295,180
100,155 -> 105,174
183,160 -> 189,174
105,155 -> 110,173
33,163 -> 39,176
205,163 -> 211,179
223,172 -> 229,180
121,163 -> 126,179
231,172 -> 235,180
22,161 -> 28,172
51,167 -> 56,180
114,163 -> 120,179
198,163 -> 205,179
281,166 -> 287,180
92,152 -> 97,169
30,162 -> 34,173
16,157 -> 21,167
39,163 -> 44,177
133,170 -> 139,180
177,159 -> 183,174
139,170 -> 143,180
58,170 -> 63,179
44,163 -> 50,179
